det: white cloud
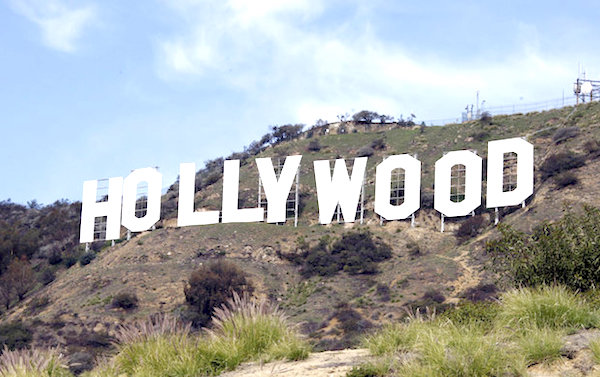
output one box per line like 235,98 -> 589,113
10,0 -> 96,52
156,1 -> 577,123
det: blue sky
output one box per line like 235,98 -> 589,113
1,0 -> 599,205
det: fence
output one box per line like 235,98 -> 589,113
422,95 -> 579,126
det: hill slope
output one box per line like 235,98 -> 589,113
4,101 -> 600,365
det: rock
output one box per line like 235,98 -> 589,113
561,329 -> 600,358
93,322 -> 106,333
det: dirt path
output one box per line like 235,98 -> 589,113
437,248 -> 480,303
220,349 -> 371,377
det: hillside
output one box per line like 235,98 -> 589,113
3,102 -> 600,373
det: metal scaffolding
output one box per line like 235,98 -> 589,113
92,179 -> 109,241
495,152 -> 519,225
450,164 -> 466,203
330,159 -> 365,224
258,157 -> 300,226
502,152 -> 518,192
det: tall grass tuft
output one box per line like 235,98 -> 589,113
497,285 -> 599,330
114,313 -> 191,344
515,328 -> 564,366
411,322 -> 524,377
208,292 -> 310,365
589,338 -> 600,364
0,346 -> 72,377
86,293 -> 309,376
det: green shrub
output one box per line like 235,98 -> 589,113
455,215 -> 486,241
357,146 -> 375,157
307,139 -> 322,152
0,322 -> 32,351
440,301 -> 499,331
111,292 -> 138,310
552,126 -> 579,144
346,361 -> 389,377
470,131 -> 490,142
554,171 -> 578,188
479,111 -> 492,125
583,139 -> 600,157
184,260 -> 254,327
460,283 -> 498,302
25,296 -> 50,315
79,252 -> 96,266
299,231 -> 392,277
539,151 -> 585,180
486,205 -> 600,291
370,138 -> 386,150
39,267 -> 56,286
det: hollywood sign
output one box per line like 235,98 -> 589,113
79,137 -> 533,243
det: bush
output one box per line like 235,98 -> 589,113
79,252 -> 96,266
486,205 -> 600,291
347,362 -> 389,377
39,267 -> 56,286
112,292 -> 139,310
0,322 -> 32,351
440,301 -> 499,330
370,138 -> 386,150
406,289 -> 449,315
184,260 -> 254,327
298,231 -> 392,277
583,139 -> 600,156
554,171 -> 578,188
357,146 -> 375,157
455,215 -> 485,241
307,139 -> 322,152
539,151 -> 585,180
332,303 -> 371,335
479,111 -> 492,124
552,126 -> 579,144
470,131 -> 490,142
460,283 -> 498,302
26,296 -> 50,315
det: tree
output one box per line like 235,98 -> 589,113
352,110 -> 379,123
184,260 -> 253,326
0,276 -> 13,310
270,124 -> 304,144
378,114 -> 393,124
4,258 -> 35,301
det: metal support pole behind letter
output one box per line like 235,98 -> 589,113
494,207 -> 499,225
440,214 -> 445,233
294,167 -> 299,227
359,177 -> 365,225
